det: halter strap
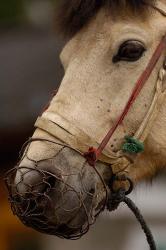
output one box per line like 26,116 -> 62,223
35,113 -> 118,164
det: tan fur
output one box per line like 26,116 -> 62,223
17,4 -> 166,185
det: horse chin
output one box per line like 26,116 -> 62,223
5,147 -> 109,239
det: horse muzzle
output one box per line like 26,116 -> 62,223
5,147 -> 109,239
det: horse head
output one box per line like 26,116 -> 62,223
5,0 -> 166,240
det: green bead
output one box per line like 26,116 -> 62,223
122,136 -> 144,154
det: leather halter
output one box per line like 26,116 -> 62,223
35,2 -> 166,169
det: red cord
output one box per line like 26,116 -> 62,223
84,35 -> 166,166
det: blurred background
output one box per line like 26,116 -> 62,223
0,1 -> 166,250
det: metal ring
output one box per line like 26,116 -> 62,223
124,177 -> 134,195
109,174 -> 133,196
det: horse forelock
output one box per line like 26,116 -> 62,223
55,0 -> 156,37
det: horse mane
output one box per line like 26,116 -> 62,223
55,0 -> 155,37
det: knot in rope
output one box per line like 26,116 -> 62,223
84,147 -> 98,166
107,188 -> 126,211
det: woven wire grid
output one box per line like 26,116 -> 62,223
5,138 -> 108,239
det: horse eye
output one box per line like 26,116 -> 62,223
113,40 -> 146,63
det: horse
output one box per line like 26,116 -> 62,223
5,0 -> 166,246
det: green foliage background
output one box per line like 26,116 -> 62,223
0,0 -> 24,26
0,0 -> 58,27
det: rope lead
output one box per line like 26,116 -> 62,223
124,196 -> 157,250
107,184 -> 157,250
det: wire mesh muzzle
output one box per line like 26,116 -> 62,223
5,140 -> 108,239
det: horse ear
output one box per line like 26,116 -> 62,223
54,0 -> 156,38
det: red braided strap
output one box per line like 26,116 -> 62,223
84,35 -> 166,166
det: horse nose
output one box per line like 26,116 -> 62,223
14,162 -> 60,196
5,147 -> 108,239
10,147 -> 86,204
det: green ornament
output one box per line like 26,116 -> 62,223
122,136 -> 144,154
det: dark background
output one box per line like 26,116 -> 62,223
0,0 -> 64,176
0,1 -> 64,249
